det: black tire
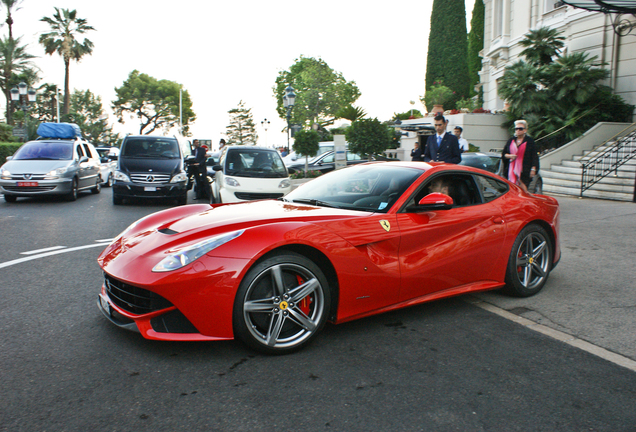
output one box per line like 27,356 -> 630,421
67,178 -> 78,201
92,177 -> 101,194
4,194 -> 17,203
106,173 -> 113,187
503,224 -> 552,297
177,194 -> 187,206
113,194 -> 123,205
233,252 -> 331,354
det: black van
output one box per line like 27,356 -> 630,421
112,135 -> 190,205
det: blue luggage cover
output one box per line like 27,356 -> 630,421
37,122 -> 82,139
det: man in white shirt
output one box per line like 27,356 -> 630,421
454,126 -> 469,153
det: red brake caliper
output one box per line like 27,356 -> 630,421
296,275 -> 313,315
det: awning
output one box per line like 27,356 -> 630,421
561,1 -> 636,13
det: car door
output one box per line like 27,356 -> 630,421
396,172 -> 507,302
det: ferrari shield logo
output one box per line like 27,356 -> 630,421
380,220 -> 391,232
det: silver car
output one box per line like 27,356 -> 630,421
0,139 -> 102,202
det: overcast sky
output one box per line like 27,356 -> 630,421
12,0 -> 474,149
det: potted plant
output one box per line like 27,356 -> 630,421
421,82 -> 454,114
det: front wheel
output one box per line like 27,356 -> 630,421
503,224 -> 552,297
233,252 -> 331,355
67,178 -> 78,201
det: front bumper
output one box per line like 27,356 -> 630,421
0,178 -> 73,196
112,181 -> 187,199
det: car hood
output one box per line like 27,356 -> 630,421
118,157 -> 182,174
3,159 -> 73,174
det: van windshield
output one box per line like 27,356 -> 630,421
13,141 -> 73,160
225,149 -> 288,178
122,138 -> 180,159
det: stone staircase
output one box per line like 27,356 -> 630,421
542,143 -> 636,201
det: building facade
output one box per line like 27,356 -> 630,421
480,0 -> 636,113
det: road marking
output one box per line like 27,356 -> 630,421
0,243 -> 108,270
20,246 -> 67,255
466,297 -> 636,373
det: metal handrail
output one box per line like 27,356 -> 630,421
580,126 -> 636,197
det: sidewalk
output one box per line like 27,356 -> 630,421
474,195 -> 636,362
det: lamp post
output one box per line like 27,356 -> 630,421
261,118 -> 270,147
10,82 -> 37,141
283,85 -> 296,154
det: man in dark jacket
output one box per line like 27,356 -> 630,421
424,115 -> 462,164
192,139 -> 209,200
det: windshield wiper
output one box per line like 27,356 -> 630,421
289,198 -> 340,208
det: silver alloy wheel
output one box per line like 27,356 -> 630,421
242,262 -> 326,349
513,231 -> 550,290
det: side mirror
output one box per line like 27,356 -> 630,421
6,156 -> 13,161
110,155 -> 118,161
79,156 -> 89,164
213,165 -> 223,171
406,193 -> 453,212
100,157 -> 110,163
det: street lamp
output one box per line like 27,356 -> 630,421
10,82 -> 37,141
283,85 -> 296,154
261,118 -> 270,147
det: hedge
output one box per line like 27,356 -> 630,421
0,142 -> 23,164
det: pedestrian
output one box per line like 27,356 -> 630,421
410,142 -> 423,161
423,115 -> 462,164
192,139 -> 209,200
501,120 -> 538,193
218,139 -> 226,151
453,126 -> 469,153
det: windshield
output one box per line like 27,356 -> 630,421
13,141 -> 73,161
121,138 -> 180,158
225,149 -> 288,178
284,164 -> 423,213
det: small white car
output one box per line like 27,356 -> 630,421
95,147 -> 119,187
211,146 -> 291,203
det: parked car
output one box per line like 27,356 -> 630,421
459,151 -> 542,194
211,146 -> 291,203
95,147 -> 118,187
282,142 -> 335,166
0,123 -> 101,202
286,151 -> 388,175
97,161 -> 561,354
112,135 -> 189,205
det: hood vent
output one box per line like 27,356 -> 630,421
158,228 -> 179,235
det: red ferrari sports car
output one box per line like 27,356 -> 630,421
97,162 -> 560,354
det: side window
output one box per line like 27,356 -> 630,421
474,174 -> 509,203
76,145 -> 85,159
83,144 -> 95,159
407,173 -> 481,208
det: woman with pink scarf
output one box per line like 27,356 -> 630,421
502,120 -> 538,193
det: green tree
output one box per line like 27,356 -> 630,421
519,27 -> 565,66
0,36 -> 36,124
467,0 -> 485,96
425,0 -> 470,110
2,0 -> 23,40
292,129 -> 320,177
345,118 -> 391,161
66,89 -> 117,145
39,8 -> 95,115
336,105 -> 366,123
32,83 -> 59,123
274,56 -> 361,129
112,70 -> 195,135
226,100 -> 258,145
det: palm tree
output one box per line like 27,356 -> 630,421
1,0 -> 23,39
39,8 -> 94,115
518,27 -> 566,66
0,36 -> 36,124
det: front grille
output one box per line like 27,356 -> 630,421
234,192 -> 284,200
7,174 -> 47,180
3,186 -> 56,192
151,309 -> 199,333
104,274 -> 172,315
130,173 -> 171,184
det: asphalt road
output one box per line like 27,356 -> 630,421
0,189 -> 635,431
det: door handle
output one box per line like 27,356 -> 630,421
493,216 -> 504,224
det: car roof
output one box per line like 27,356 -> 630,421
225,145 -> 276,151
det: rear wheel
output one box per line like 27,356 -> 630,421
92,177 -> 101,194
106,173 -> 113,187
233,252 -> 331,354
503,224 -> 552,297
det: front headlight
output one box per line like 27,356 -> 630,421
225,177 -> 240,187
279,179 -> 291,189
152,230 -> 245,272
44,167 -> 69,179
114,170 -> 130,182
1,168 -> 11,179
170,171 -> 188,183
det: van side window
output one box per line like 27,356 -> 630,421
76,145 -> 85,159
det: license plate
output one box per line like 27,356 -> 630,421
100,295 -> 111,316
144,186 -> 157,191
17,181 -> 38,187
